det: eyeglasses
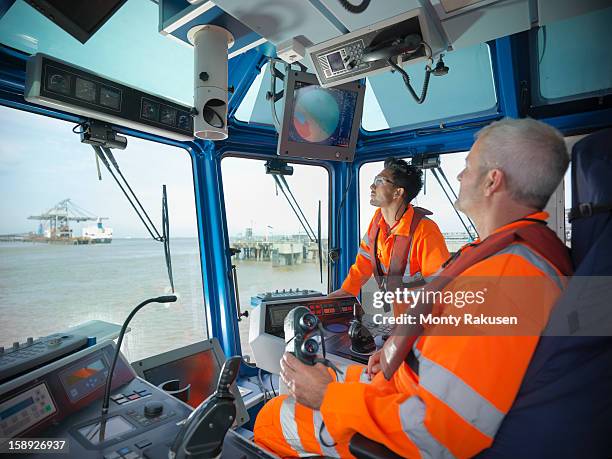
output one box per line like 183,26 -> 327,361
372,176 -> 396,187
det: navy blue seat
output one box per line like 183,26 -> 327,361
478,129 -> 612,459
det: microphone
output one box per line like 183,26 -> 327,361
101,295 -> 177,417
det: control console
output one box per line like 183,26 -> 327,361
0,341 -> 271,459
0,333 -> 89,384
250,288 -> 323,307
249,295 -> 392,373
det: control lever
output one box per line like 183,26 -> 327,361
348,304 -> 376,355
170,356 -> 242,459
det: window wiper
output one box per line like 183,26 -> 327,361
266,159 -> 324,283
77,120 -> 175,293
272,174 -> 317,243
414,155 -> 478,241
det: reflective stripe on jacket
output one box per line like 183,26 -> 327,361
255,212 -> 571,458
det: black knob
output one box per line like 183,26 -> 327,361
301,338 -> 319,357
144,401 -> 164,418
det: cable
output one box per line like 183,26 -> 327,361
319,420 -> 338,447
257,368 -> 270,404
268,60 -> 283,133
538,27 -> 547,65
72,121 -> 87,134
387,57 -> 432,105
268,373 -> 277,397
338,0 -> 370,14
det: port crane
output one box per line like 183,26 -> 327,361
28,199 -> 108,239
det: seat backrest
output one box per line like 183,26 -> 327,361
476,129 -> 612,459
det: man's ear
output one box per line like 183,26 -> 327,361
484,169 -> 504,196
394,187 -> 405,200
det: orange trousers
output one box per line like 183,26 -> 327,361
254,364 -> 388,458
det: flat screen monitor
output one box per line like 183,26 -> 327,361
130,339 -> 248,426
277,71 -> 365,162
24,0 -> 127,44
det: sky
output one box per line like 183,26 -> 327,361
0,106 -> 199,238
0,105 -> 574,240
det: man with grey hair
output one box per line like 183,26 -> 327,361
254,117 -> 573,458
455,117 -> 569,239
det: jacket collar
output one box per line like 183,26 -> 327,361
376,204 -> 415,237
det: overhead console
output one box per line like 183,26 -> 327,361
24,54 -> 194,142
308,9 -> 443,87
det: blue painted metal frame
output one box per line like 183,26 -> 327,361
2,23 -> 612,361
0,45 -> 243,358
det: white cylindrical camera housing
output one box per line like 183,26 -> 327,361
188,25 -> 234,140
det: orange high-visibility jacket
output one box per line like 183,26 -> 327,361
255,212 -> 570,458
341,205 -> 450,296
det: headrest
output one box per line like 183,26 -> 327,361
570,128 -> 612,218
570,128 -> 612,268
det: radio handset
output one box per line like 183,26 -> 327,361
361,34 -> 422,63
284,306 -> 343,375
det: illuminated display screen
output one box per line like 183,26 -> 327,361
60,358 -> 108,403
0,397 -> 34,420
327,51 -> 345,72
288,81 -> 358,148
269,305 -> 296,327
78,415 -> 134,445
0,383 -> 56,438
143,350 -> 220,408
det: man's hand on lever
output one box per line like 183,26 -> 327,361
280,353 -> 333,410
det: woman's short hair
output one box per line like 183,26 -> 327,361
384,157 -> 423,203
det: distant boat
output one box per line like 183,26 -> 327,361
82,218 -> 113,244
27,199 -> 112,245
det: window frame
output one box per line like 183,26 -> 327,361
219,151 -> 334,293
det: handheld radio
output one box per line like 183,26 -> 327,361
284,306 -> 343,377
284,306 -> 320,365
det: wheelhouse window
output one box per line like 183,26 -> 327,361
532,6 -> 612,104
357,152 -> 469,312
0,106 -> 207,362
359,152 -> 471,251
361,43 -> 497,132
221,156 -> 329,360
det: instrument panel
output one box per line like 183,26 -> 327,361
264,295 -> 360,339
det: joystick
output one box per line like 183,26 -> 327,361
348,306 -> 376,355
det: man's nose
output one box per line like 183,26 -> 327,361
370,182 -> 376,191
457,169 -> 464,182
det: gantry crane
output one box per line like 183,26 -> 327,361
28,199 -> 108,239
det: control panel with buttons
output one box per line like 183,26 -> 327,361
0,333 -> 88,384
